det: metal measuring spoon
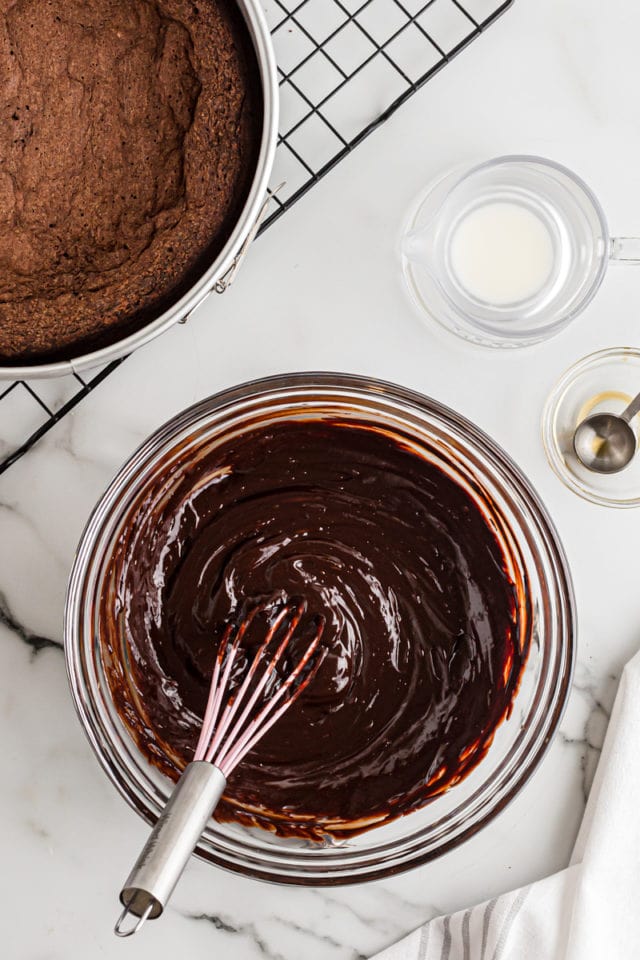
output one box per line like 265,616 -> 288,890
573,390 -> 640,473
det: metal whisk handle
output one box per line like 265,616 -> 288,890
115,762 -> 226,937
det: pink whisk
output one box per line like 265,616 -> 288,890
115,599 -> 324,937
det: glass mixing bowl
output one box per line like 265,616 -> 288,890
65,373 -> 575,884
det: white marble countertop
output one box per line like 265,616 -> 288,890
3,0 -> 640,956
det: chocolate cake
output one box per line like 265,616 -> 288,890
0,0 -> 262,364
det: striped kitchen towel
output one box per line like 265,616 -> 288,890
373,648 -> 640,959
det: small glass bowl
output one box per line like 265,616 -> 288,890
65,373 -> 575,885
543,347 -> 640,508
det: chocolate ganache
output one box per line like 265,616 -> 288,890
102,418 -> 529,840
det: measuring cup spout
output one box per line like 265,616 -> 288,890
400,223 -> 437,269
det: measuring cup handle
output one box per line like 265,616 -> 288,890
610,237 -> 640,264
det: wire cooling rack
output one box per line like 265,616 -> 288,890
0,0 -> 513,475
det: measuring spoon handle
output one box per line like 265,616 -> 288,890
621,390 -> 640,424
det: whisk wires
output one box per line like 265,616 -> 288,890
193,600 -> 324,777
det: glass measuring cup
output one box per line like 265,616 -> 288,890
400,155 -> 640,348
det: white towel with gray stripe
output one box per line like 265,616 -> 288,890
373,648 -> 640,959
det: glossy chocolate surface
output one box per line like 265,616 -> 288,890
101,419 -> 528,840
